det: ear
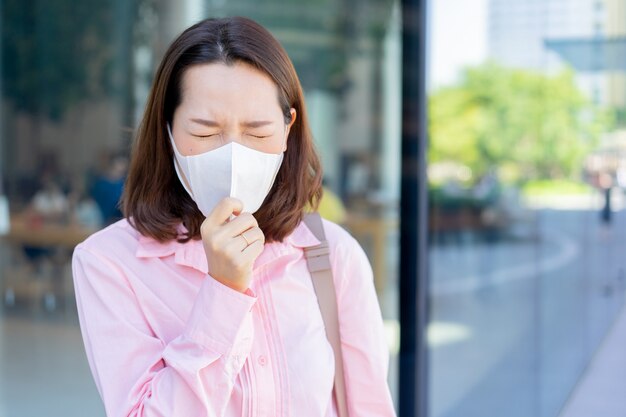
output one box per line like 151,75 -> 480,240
283,108 -> 297,152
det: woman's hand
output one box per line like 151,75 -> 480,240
200,198 -> 265,293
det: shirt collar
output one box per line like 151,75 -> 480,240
135,220 -> 321,274
284,219 -> 321,248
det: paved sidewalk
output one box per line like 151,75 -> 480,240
559,305 -> 626,417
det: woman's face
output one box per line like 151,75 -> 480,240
171,62 -> 296,156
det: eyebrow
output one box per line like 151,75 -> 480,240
190,118 -> 275,128
190,118 -> 219,127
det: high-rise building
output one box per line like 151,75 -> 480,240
605,0 -> 626,107
488,0 -> 621,106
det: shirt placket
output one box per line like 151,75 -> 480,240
249,274 -> 278,417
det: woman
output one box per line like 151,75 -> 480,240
72,16 -> 396,417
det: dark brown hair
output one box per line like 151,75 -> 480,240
122,17 -> 323,243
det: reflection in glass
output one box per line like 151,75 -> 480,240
0,0 -> 401,415
428,0 -> 626,416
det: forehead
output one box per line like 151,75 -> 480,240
179,62 -> 281,113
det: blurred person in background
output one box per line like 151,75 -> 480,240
89,150 -> 128,225
30,173 -> 68,223
599,171 -> 613,225
72,17 -> 395,417
68,178 -> 103,231
21,172 -> 69,268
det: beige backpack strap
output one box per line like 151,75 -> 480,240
302,212 -> 350,417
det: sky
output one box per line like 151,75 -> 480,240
427,0 -> 489,90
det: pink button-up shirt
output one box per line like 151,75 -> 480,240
72,218 -> 396,417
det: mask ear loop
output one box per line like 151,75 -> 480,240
282,123 -> 289,153
167,123 -> 196,199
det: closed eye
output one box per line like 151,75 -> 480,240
194,134 -> 219,139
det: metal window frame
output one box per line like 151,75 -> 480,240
399,0 -> 428,416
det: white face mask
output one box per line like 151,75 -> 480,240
167,124 -> 285,216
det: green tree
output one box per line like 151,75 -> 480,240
2,0 -> 138,121
429,63 -> 612,184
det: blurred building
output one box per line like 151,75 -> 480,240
543,0 -> 626,108
489,0 -> 601,70
489,0 -> 626,107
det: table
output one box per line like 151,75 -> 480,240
1,214 -> 95,314
5,215 -> 94,248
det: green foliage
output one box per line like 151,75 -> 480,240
2,0 -> 393,121
206,0 -> 395,95
2,0 -> 137,121
522,179 -> 592,196
429,62 -> 614,184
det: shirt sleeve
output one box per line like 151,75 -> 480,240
72,245 -> 256,417
333,237 -> 397,417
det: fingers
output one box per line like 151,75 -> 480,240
202,198 -> 259,239
200,198 -> 266,292
217,234 -> 263,283
241,239 -> 264,261
242,228 -> 265,246
224,227 -> 265,253
205,198 -> 244,227
222,212 -> 259,238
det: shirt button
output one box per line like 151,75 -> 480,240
258,355 -> 267,366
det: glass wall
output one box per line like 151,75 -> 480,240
0,0 -> 401,415
427,0 -> 626,416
